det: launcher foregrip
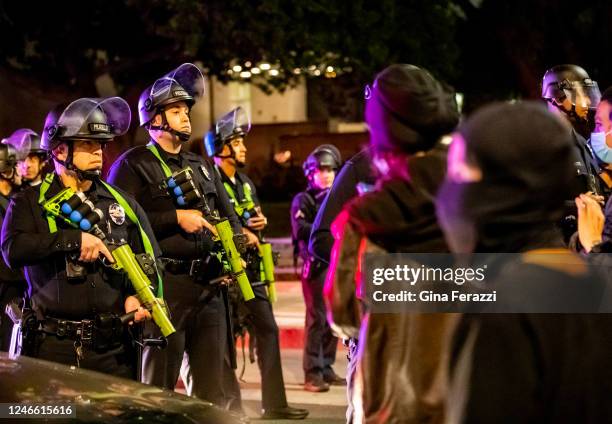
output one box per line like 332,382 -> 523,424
214,218 -> 255,301
111,244 -> 175,337
259,242 -> 277,303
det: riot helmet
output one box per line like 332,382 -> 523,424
302,144 -> 342,177
0,143 -> 17,173
2,129 -> 46,183
204,106 -> 251,158
0,132 -> 30,183
0,144 -> 17,174
139,63 -> 205,142
42,97 -> 131,180
3,129 -> 44,157
541,64 -> 601,125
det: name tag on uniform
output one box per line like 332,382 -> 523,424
199,165 -> 211,181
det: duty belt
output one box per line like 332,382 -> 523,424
160,257 -> 208,277
41,317 -> 94,346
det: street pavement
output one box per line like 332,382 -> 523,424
177,277 -> 349,423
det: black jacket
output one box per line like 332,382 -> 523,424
291,187 -> 328,262
107,142 -> 241,260
308,148 -> 375,264
1,175 -> 160,320
0,193 -> 24,284
570,130 -> 603,198
325,149 -> 452,423
345,146 -> 449,253
450,258 -> 612,423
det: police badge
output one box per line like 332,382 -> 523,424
109,203 -> 126,225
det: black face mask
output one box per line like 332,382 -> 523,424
436,177 -> 565,254
438,101 -> 574,254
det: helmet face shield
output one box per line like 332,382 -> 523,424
216,106 -> 251,142
0,144 -> 17,174
150,63 -> 205,107
2,129 -> 38,161
43,97 -> 131,147
560,79 -> 601,112
139,63 -> 206,126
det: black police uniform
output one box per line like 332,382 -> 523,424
0,175 -> 160,378
107,142 -> 241,406
290,185 -> 337,381
216,166 -> 289,411
560,130 -> 605,243
571,130 -> 602,196
309,148 -> 375,265
306,148 -> 374,412
0,191 -> 27,352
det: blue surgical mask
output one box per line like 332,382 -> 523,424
590,131 -> 612,164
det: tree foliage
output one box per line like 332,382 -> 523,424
3,0 -> 608,119
0,0 -> 463,96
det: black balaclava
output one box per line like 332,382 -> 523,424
436,101 -> 575,253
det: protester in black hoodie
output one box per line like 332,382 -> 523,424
438,102 -> 612,424
325,64 -> 460,423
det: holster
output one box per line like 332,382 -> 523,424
12,308 -> 39,358
93,313 -> 125,352
5,297 -> 24,325
65,254 -> 87,280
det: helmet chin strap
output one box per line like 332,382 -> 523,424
549,99 -> 594,139
149,110 -> 191,142
52,143 -> 101,182
0,169 -> 17,185
568,104 -> 587,123
549,99 -> 588,123
215,139 -> 239,160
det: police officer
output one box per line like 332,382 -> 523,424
0,138 -> 26,351
541,65 -> 606,242
290,145 -> 343,392
1,97 -> 157,378
4,129 -> 47,187
307,147 -> 374,418
309,148 -> 375,267
205,107 -> 309,420
107,63 -> 241,409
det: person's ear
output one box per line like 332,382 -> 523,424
221,144 -> 231,157
152,113 -> 163,126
